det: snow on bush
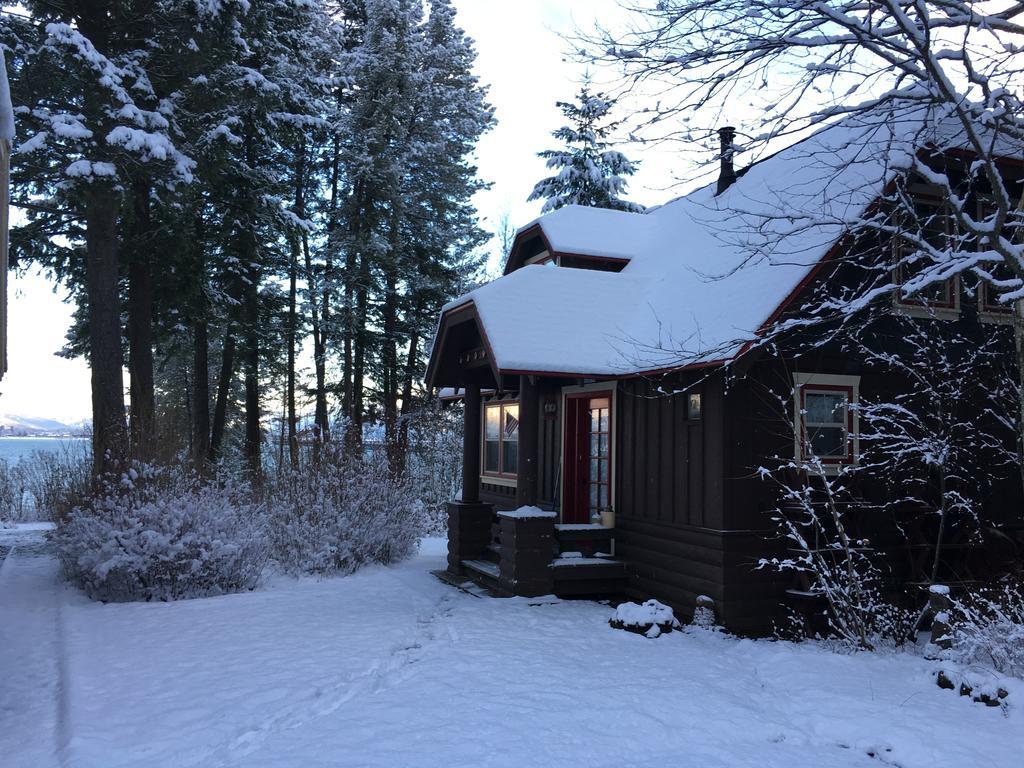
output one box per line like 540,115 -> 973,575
55,464 -> 266,602
609,599 -> 680,638
266,446 -> 424,576
941,582 -> 1024,680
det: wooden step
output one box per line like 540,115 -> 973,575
549,555 -> 626,598
549,556 -> 626,580
554,524 -> 615,543
484,542 -> 501,564
462,558 -> 500,584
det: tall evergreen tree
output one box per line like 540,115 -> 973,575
528,86 -> 644,214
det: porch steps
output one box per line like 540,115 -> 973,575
462,558 -> 501,583
549,554 -> 626,597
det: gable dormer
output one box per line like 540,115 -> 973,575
503,219 -> 634,275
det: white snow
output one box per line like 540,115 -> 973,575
611,598 -> 679,628
0,48 -> 14,142
1,527 -> 1022,768
496,505 -> 556,519
435,107 -> 1017,378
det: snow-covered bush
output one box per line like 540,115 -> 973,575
404,405 -> 462,534
266,445 -> 424,576
55,464 -> 266,602
21,444 -> 92,521
941,583 -> 1024,679
0,444 -> 91,523
609,599 -> 680,638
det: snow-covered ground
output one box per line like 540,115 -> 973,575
1,525 -> 1021,768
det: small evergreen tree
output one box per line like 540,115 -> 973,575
528,86 -> 644,214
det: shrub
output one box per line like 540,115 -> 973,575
55,463 -> 266,602
22,443 -> 92,521
942,582 -> 1024,679
267,445 -> 424,576
404,405 -> 462,535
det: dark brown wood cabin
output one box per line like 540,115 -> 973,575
427,114 -> 1024,635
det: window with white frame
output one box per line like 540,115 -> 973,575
793,373 -> 860,468
483,401 -> 519,479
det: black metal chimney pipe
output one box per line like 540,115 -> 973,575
716,126 -> 736,195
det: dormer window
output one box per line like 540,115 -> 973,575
892,196 -> 959,320
977,200 -> 1019,324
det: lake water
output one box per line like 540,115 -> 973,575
0,437 -> 89,465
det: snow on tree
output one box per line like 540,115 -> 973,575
528,85 -> 644,214
585,1 -> 1024,317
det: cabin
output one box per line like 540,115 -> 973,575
426,109 -> 1024,635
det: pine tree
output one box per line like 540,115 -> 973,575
528,86 -> 644,214
4,2 -> 195,475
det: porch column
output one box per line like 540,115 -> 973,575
461,382 -> 481,504
516,374 -> 539,508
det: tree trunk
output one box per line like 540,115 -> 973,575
243,261 -> 261,478
302,232 -> 328,457
191,215 -> 211,467
382,267 -> 398,469
209,327 -> 236,463
84,186 -> 129,477
286,140 -> 305,469
350,255 -> 367,450
127,179 -> 156,461
287,236 -> 299,469
395,327 -> 420,476
192,315 -> 210,466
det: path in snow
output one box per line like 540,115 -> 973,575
0,524 -> 65,768
1,531 -> 1021,768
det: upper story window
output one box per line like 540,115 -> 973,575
892,197 -> 959,319
483,401 -> 519,478
976,199 -> 1019,324
793,373 -> 860,472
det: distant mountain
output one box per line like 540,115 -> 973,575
0,414 -> 89,436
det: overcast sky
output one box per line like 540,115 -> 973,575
0,1 -> 691,424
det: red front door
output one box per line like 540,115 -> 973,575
563,392 -> 612,524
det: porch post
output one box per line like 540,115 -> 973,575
462,382 -> 481,504
516,374 -> 539,508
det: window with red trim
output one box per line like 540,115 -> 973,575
977,200 -> 1017,318
800,385 -> 855,464
483,402 -> 519,478
893,199 -> 958,311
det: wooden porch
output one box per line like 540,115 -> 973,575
442,377 -> 625,599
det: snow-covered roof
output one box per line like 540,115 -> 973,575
513,205 -> 655,263
432,107 -> 1019,382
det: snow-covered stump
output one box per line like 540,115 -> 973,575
928,584 -> 953,654
692,594 -> 717,629
447,501 -> 493,575
609,599 -> 680,638
498,507 -> 555,597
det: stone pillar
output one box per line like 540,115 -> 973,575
498,508 -> 555,597
462,383 -> 481,504
515,374 -> 539,509
447,501 -> 492,575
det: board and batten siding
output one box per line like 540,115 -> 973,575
614,375 -> 731,619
